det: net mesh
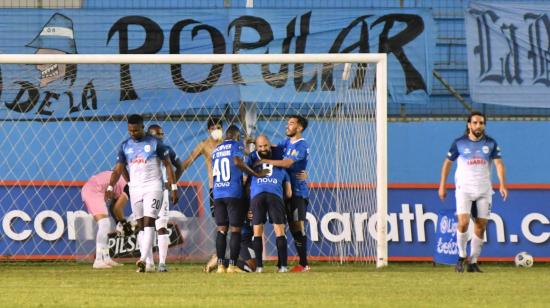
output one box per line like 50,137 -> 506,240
0,57 -> 382,264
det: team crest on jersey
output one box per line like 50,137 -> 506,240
291,149 -> 298,156
482,146 -> 489,154
144,145 -> 151,153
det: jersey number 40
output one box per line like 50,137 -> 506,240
213,157 -> 231,182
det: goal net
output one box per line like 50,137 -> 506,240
0,53 -> 387,267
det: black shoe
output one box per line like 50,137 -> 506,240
467,262 -> 483,273
455,257 -> 466,273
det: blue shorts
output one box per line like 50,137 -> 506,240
214,197 -> 245,227
251,192 -> 286,225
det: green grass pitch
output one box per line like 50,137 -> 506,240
1,262 -> 549,307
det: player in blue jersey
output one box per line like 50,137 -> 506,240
105,114 -> 178,273
212,125 -> 268,273
438,111 -> 508,273
254,115 -> 310,272
148,124 -> 183,272
248,135 -> 292,273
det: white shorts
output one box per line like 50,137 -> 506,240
155,189 -> 170,230
130,189 -> 163,219
455,190 -> 493,219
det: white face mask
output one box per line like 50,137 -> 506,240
210,129 -> 223,141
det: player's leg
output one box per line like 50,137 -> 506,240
203,189 -> 219,273
214,199 -> 229,273
251,194 -> 267,273
287,197 -> 309,271
455,190 -> 474,273
269,195 -> 288,272
468,193 -> 492,273
129,188 -> 148,272
155,189 -> 170,272
226,198 -> 244,273
83,187 -> 112,269
137,190 -> 162,273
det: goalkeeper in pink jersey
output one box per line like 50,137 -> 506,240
82,170 -> 130,269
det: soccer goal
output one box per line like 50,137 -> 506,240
0,53 -> 387,268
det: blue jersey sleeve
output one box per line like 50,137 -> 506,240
156,141 -> 170,161
246,151 -> 256,168
490,141 -> 502,159
232,142 -> 245,159
289,142 -> 308,162
116,143 -> 127,164
447,140 -> 459,161
167,146 -> 180,166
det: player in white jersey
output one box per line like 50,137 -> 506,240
438,111 -> 508,273
106,114 -> 178,273
147,124 -> 183,272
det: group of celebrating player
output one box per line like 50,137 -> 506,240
81,113 -> 311,273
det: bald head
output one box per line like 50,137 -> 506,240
256,135 -> 272,158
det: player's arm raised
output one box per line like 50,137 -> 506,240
438,159 -> 453,201
494,158 -> 508,201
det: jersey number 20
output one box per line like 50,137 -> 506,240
213,158 -> 231,182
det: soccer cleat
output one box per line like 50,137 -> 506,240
255,267 -> 263,273
92,260 -> 112,269
278,266 -> 289,273
455,257 -> 467,273
203,254 -> 218,273
467,262 -> 483,273
290,265 -> 311,272
105,259 -> 123,267
158,263 -> 168,272
226,265 -> 243,273
135,260 -> 146,273
216,264 -> 227,273
146,263 -> 156,272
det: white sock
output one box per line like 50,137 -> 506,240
137,230 -> 144,259
158,234 -> 170,265
470,234 -> 484,263
457,230 -> 468,258
96,218 -> 110,261
140,227 -> 155,262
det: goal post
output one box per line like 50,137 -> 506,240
0,53 -> 387,268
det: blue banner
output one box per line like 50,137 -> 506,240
466,1 -> 550,108
433,209 -> 459,265
2,184 -> 549,260
0,8 -> 435,119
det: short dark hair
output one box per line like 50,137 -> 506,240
290,115 -> 308,131
128,114 -> 143,125
207,117 -> 223,130
225,125 -> 241,139
147,124 -> 161,131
